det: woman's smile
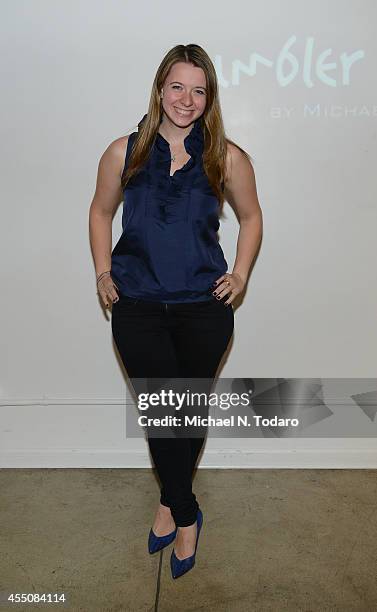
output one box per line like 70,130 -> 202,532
174,107 -> 194,116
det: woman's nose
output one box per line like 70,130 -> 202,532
181,91 -> 193,106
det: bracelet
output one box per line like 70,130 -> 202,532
96,270 -> 111,284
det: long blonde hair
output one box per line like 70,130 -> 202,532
121,43 -> 251,209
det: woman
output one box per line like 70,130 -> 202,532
89,44 -> 263,579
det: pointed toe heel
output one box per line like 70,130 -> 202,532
148,526 -> 177,554
170,509 -> 203,579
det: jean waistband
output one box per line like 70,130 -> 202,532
116,293 -> 224,308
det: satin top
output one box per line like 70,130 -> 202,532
110,113 -> 228,303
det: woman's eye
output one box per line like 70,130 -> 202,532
171,85 -> 205,95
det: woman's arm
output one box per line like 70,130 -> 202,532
88,136 -> 128,306
224,143 -> 263,289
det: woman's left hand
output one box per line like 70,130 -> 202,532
212,272 -> 246,305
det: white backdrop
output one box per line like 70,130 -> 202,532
1,0 -> 376,467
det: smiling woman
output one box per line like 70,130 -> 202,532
88,43 -> 263,582
158,62 -> 208,142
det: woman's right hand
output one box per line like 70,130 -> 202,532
97,272 -> 120,308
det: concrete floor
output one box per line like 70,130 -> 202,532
0,468 -> 376,612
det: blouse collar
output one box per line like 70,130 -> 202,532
137,113 -> 204,160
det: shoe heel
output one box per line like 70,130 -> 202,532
170,509 -> 203,579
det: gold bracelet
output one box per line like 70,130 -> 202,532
96,270 -> 111,284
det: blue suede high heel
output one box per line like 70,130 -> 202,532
170,509 -> 203,579
148,525 -> 177,554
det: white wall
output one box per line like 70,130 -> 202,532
1,0 -> 376,467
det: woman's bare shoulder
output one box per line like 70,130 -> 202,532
105,135 -> 131,179
225,140 -> 251,162
225,140 -> 253,174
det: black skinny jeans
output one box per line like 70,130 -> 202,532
111,292 -> 234,527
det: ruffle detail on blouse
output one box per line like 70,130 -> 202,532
137,112 -> 204,161
138,113 -> 205,224
152,180 -> 186,225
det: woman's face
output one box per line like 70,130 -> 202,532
161,62 -> 207,127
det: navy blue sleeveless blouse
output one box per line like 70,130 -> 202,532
110,114 -> 228,303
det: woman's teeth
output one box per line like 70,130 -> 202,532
175,108 -> 193,115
